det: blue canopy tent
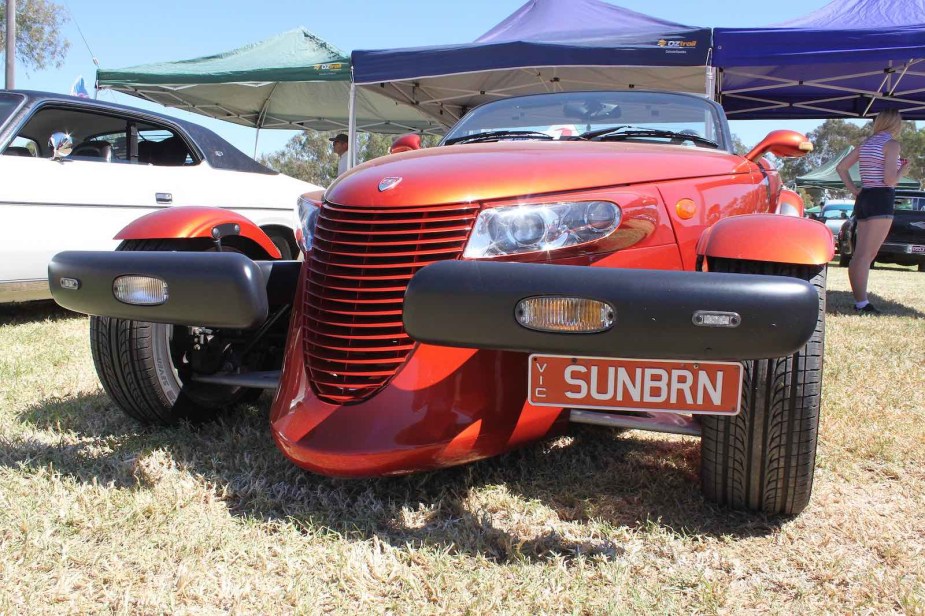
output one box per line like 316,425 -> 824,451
714,0 -> 925,119
351,0 -> 712,131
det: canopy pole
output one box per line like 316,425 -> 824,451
253,83 -> 279,159
705,48 -> 715,101
348,80 -> 357,169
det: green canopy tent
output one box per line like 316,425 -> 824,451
795,148 -> 921,190
96,28 -> 444,147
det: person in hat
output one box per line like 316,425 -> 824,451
329,133 -> 349,176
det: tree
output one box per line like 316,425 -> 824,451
260,130 -> 444,186
259,131 -> 338,187
776,119 -> 869,188
0,0 -> 70,71
730,133 -> 749,156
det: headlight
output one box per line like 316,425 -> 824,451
463,200 -> 621,258
296,196 -> 321,253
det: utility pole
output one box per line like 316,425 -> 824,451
4,0 -> 15,89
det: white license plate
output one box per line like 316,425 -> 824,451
528,354 -> 743,415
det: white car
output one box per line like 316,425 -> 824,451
0,90 -> 321,303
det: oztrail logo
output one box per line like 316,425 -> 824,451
657,39 -> 698,48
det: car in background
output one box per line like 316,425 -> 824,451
0,90 -> 321,303
837,189 -> 925,271
813,200 -> 854,248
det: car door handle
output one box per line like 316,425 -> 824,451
156,193 -> 173,204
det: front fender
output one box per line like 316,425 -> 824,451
775,188 -> 805,217
116,206 -> 281,259
697,214 -> 833,266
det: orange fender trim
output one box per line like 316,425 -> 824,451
776,189 -> 805,217
697,214 -> 834,265
115,206 -> 281,259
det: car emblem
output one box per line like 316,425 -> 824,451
378,177 -> 402,192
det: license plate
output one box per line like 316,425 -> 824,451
911,245 -> 925,254
528,354 -> 743,415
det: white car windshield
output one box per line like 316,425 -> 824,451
443,91 -> 727,150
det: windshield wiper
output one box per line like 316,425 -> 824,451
574,126 -> 719,149
444,130 -> 555,145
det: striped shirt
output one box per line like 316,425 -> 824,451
858,131 -> 899,188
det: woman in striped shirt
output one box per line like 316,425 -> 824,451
835,109 -> 910,314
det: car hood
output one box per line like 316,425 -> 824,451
324,141 -> 751,207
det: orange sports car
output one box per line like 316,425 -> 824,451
50,90 -> 833,515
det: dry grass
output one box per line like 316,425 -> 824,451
0,264 -> 922,615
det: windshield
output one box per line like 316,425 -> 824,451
0,92 -> 25,126
443,91 -> 729,150
822,206 -> 851,219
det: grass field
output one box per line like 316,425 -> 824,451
0,264 -> 922,614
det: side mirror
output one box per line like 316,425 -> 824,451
48,132 -> 73,159
744,130 -> 812,162
390,133 -> 422,155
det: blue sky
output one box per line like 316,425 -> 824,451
10,0 -> 846,156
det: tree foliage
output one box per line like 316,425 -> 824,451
260,130 -> 443,186
0,0 -> 69,71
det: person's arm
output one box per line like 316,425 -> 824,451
882,139 -> 904,186
836,147 -> 861,197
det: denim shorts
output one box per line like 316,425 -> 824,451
855,187 -> 895,220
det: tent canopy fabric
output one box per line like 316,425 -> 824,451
352,0 -> 712,125
714,0 -> 925,119
795,147 -> 921,190
97,28 -> 444,134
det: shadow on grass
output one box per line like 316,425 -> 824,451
0,300 -> 84,326
9,391 -> 785,563
826,289 -> 925,318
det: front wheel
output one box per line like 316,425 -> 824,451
89,239 -> 279,425
699,258 -> 826,515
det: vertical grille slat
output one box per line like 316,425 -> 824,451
304,200 -> 479,403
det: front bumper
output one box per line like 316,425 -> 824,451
271,259 -> 820,477
48,251 -> 299,329
403,261 -> 819,361
879,242 -> 925,261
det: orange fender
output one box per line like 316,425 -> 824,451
390,133 -> 422,154
775,189 -> 805,217
116,206 -> 281,258
697,214 -> 833,266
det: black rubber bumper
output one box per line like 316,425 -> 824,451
403,261 -> 820,361
49,251 -> 300,329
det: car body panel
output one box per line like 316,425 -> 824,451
698,214 -> 835,265
116,206 -> 282,258
328,141 -> 757,208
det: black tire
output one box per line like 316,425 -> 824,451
89,239 -> 261,425
918,262 -> 925,273
700,258 -> 825,515
838,253 -> 851,267
266,231 -> 294,260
